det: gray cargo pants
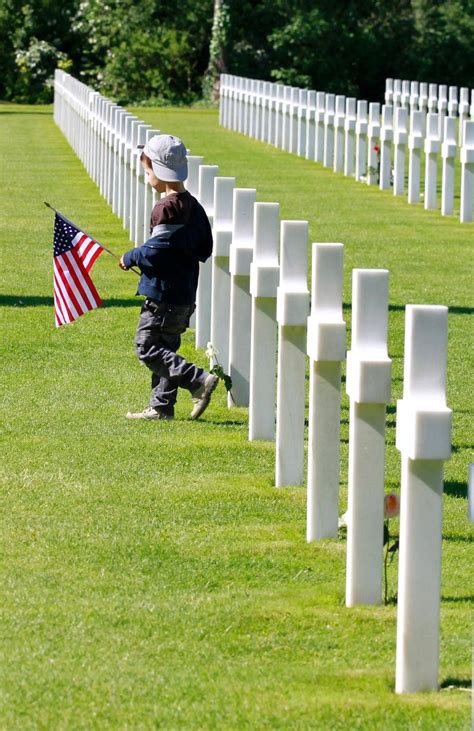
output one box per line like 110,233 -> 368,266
134,299 -> 207,416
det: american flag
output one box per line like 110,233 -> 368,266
53,213 -> 104,327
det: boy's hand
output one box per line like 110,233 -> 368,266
119,255 -> 129,271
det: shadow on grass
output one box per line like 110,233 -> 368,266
451,444 -> 474,454
0,294 -> 140,308
441,677 -> 472,689
441,595 -> 474,603
342,302 -> 474,315
448,536 -> 474,547
0,109 -> 52,115
200,419 -> 246,428
444,480 -> 467,498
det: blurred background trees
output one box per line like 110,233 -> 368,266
1,0 -> 472,104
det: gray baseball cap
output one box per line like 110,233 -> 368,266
142,134 -> 188,182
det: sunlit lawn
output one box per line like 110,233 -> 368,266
1,103 -> 472,729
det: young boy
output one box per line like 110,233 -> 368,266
119,134 -> 218,420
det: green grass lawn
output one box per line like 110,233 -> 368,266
1,103 -> 472,729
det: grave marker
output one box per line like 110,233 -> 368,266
306,243 -> 346,540
345,269 -> 391,606
297,89 -> 308,157
315,92 -> 326,163
275,85 -> 285,149
290,88 -> 300,154
393,107 -> 408,196
401,80 -> 410,109
355,101 -> 368,182
275,221 -> 309,486
142,128 -> 159,242
459,87 -> 470,145
210,177 -> 236,372
323,94 -> 336,167
305,91 -> 317,161
122,116 -> 137,232
424,113 -> 440,210
428,83 -> 438,113
333,95 -> 346,173
344,98 -> 357,177
282,86 -> 293,152
127,119 -> 141,239
395,305 -> 451,693
228,188 -> 257,405
186,155 -> 204,197
460,120 -> 474,223
448,86 -> 458,117
367,103 -> 381,185
134,123 -> 151,244
196,164 -> 219,348
437,85 -> 448,140
408,111 -> 424,204
441,117 -> 457,216
409,81 -> 419,114
268,83 -> 278,146
385,78 -> 394,105
249,202 -> 280,440
393,79 -> 402,107
380,105 -> 393,190
419,82 -> 428,113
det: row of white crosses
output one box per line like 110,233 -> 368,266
385,79 -> 473,140
219,74 -> 474,223
54,70 -> 453,694
54,69 -> 162,248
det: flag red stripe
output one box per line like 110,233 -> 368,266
76,239 -> 103,272
53,286 -> 65,326
70,248 -> 102,307
55,258 -> 83,316
72,232 -> 103,272
84,245 -> 103,272
62,251 -> 92,311
72,231 -> 86,246
54,275 -> 76,325
54,261 -> 79,320
53,268 -> 70,320
52,273 -> 64,325
53,287 -> 62,326
53,269 -> 75,323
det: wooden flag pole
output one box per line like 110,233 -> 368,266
44,201 -> 140,276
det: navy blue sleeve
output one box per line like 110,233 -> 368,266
122,247 -> 139,268
123,246 -> 148,268
123,241 -> 173,276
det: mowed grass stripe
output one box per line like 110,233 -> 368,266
1,104 -> 472,729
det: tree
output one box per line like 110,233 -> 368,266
202,0 -> 230,102
72,0 -> 213,104
0,0 -> 79,101
0,0 -> 472,104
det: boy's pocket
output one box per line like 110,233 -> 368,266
159,306 -> 193,334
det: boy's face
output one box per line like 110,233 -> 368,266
140,152 -> 166,193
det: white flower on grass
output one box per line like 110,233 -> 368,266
338,511 -> 349,528
205,341 -> 219,359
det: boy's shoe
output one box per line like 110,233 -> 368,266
126,406 -> 174,420
190,374 -> 219,420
